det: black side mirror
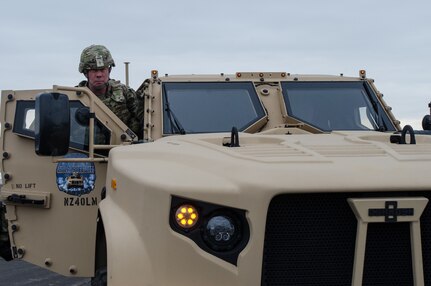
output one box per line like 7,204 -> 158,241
423,101 -> 431,130
422,115 -> 431,130
35,93 -> 70,156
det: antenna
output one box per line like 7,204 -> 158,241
124,62 -> 130,87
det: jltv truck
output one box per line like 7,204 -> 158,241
1,70 -> 431,285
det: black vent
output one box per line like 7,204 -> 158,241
262,192 -> 431,286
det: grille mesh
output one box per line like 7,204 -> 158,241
262,192 -> 431,286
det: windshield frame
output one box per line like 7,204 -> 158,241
162,82 -> 267,135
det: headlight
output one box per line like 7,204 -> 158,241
170,196 -> 250,265
203,215 -> 240,251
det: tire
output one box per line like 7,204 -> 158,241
91,215 -> 107,285
91,267 -> 107,286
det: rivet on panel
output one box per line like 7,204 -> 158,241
17,247 -> 25,258
4,122 -> 12,130
69,265 -> 77,275
4,173 -> 11,181
44,258 -> 52,267
11,224 -> 19,232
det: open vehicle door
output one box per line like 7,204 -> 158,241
0,86 -> 136,276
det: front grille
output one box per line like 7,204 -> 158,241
262,192 -> 431,286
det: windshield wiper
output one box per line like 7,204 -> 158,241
164,99 -> 186,134
367,93 -> 387,132
372,103 -> 387,132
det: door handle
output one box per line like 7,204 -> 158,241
1,191 -> 51,209
7,194 -> 45,206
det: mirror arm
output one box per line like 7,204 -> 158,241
53,85 -> 96,160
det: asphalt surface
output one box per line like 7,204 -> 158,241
0,258 -> 90,286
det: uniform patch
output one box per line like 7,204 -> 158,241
56,153 -> 96,196
95,55 -> 104,68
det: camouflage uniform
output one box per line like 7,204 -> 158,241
77,79 -> 143,137
78,45 -> 144,138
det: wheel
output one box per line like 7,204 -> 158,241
91,215 -> 107,285
91,267 -> 107,286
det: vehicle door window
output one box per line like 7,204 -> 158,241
13,100 -> 111,154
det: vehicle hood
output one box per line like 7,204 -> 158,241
109,131 -> 431,196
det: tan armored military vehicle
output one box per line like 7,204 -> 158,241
1,70 -> 431,285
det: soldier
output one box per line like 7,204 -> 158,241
78,44 -> 143,138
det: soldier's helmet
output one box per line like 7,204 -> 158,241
79,45 -> 116,73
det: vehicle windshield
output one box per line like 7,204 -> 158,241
281,81 -> 395,132
162,82 -> 266,134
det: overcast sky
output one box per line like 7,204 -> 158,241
1,0 -> 430,129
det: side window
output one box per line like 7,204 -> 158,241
69,104 -> 111,149
13,100 -> 111,155
25,109 -> 35,131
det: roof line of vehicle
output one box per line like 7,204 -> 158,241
158,74 -> 365,81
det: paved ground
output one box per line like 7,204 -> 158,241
0,258 -> 90,286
